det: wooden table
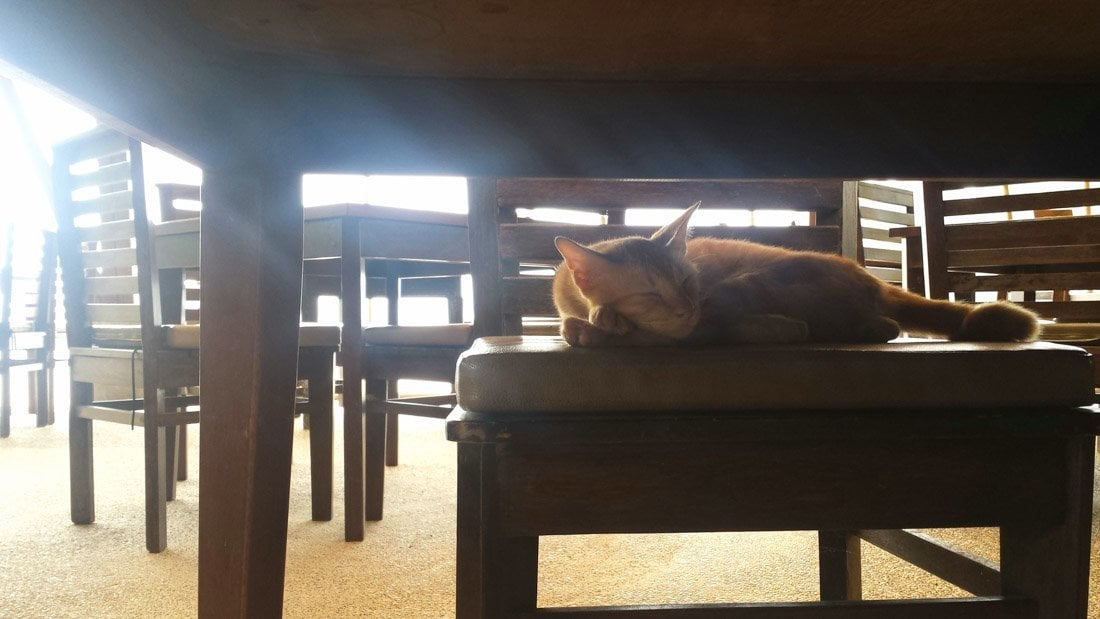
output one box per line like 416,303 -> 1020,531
1,3 -> 1098,616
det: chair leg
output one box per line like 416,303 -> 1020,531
177,424 -> 188,481
818,530 -> 862,600
34,368 -> 51,427
69,382 -> 95,524
1,368 -> 10,438
165,425 -> 179,502
144,389 -> 169,553
304,351 -> 334,522
385,410 -> 399,467
343,372 -> 364,541
364,379 -> 387,521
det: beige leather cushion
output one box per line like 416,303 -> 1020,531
363,324 -> 472,346
162,323 -> 340,349
456,336 -> 1096,414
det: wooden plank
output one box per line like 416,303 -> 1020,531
947,271 -> 1100,294
53,127 -> 130,164
502,277 -> 556,317
858,529 -> 1000,596
359,219 -> 469,262
866,266 -> 903,283
944,188 -> 1100,217
498,436 -> 1060,536
859,227 -> 903,244
71,159 -> 132,190
497,179 -> 845,212
863,246 -> 902,264
525,598 -> 1034,618
81,246 -> 136,270
857,182 -> 914,208
86,303 -> 140,325
85,275 -> 139,296
945,216 -> 1100,251
949,245 -> 1100,268
859,204 -> 914,226
72,189 -> 134,216
76,405 -> 200,426
76,217 -> 136,243
468,178 -> 506,338
1019,300 -> 1100,323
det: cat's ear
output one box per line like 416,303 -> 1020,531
650,201 -> 699,254
555,237 -> 610,294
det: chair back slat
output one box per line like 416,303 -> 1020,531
943,187 -> 1100,217
848,181 -> 917,287
53,127 -> 161,349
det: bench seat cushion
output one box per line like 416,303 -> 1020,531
455,336 -> 1095,414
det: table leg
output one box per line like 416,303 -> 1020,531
198,167 -> 303,617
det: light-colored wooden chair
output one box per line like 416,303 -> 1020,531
447,177 -> 1098,617
0,224 -> 56,437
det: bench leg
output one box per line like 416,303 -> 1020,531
456,443 -> 539,618
818,530 -> 862,601
1000,434 -> 1094,619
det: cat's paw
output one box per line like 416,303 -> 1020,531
589,306 -> 633,335
561,316 -> 607,347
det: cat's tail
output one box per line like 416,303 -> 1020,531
882,285 -> 1040,342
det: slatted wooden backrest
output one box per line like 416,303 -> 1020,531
1,224 -> 56,345
469,178 -> 842,338
52,128 -> 161,349
922,180 -> 1100,323
847,182 -> 916,286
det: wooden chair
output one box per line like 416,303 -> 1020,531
340,204 -> 471,541
53,128 -> 338,552
54,128 -> 200,552
840,181 -> 917,288
447,177 -> 1098,617
0,224 -> 56,437
920,180 -> 1100,400
150,186 -> 341,523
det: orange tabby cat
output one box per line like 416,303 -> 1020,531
552,203 -> 1039,347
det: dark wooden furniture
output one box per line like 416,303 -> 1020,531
920,181 -> 1100,398
4,2 -> 1099,614
338,205 -> 470,541
0,224 -> 56,437
449,340 -> 1096,618
450,177 -> 1098,617
53,127 -> 201,552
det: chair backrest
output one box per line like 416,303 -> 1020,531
921,180 -> 1100,323
1,224 -> 56,349
156,183 -> 202,324
468,178 -> 842,338
845,182 -> 917,286
52,127 -> 163,349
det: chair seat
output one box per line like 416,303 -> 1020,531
161,323 -> 341,349
1040,321 -> 1100,345
362,323 -> 473,346
456,336 -> 1096,414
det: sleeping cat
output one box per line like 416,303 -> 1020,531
552,203 -> 1039,347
